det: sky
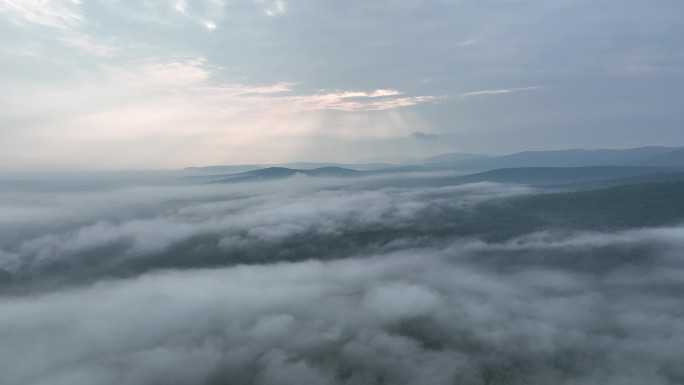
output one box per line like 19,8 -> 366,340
0,0 -> 683,169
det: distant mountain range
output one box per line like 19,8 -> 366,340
623,148 -> 684,167
450,166 -> 674,185
187,146 -> 684,174
355,166 -> 684,189
184,162 -> 395,174
210,166 -> 364,183
422,146 -> 683,170
187,146 -> 684,189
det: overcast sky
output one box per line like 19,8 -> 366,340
1,0 -> 683,169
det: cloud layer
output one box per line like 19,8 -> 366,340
1,172 -> 684,384
1,227 -> 684,385
0,174 -> 535,274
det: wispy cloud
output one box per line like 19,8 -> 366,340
107,59 -> 213,88
410,131 -> 439,141
285,90 -> 435,112
0,0 -> 82,29
172,0 -> 224,30
257,0 -> 286,16
0,53 -> 442,167
58,34 -> 120,56
459,86 -> 543,99
93,59 -> 433,111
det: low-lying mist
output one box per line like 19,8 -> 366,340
1,172 -> 683,385
0,173 -> 535,283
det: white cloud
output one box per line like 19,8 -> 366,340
0,179 -> 535,271
0,0 -> 82,29
459,86 -> 543,99
169,0 -> 224,30
1,169 -> 683,384
58,34 -> 120,56
258,0 -> 286,16
282,89 -> 435,112
0,49 -> 443,167
1,237 -> 683,384
113,59 -> 212,87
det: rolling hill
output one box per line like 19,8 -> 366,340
424,146 -> 681,171
211,166 -> 364,183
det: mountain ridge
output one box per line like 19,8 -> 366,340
185,146 -> 684,175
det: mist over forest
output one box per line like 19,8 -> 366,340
2,160 -> 684,385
